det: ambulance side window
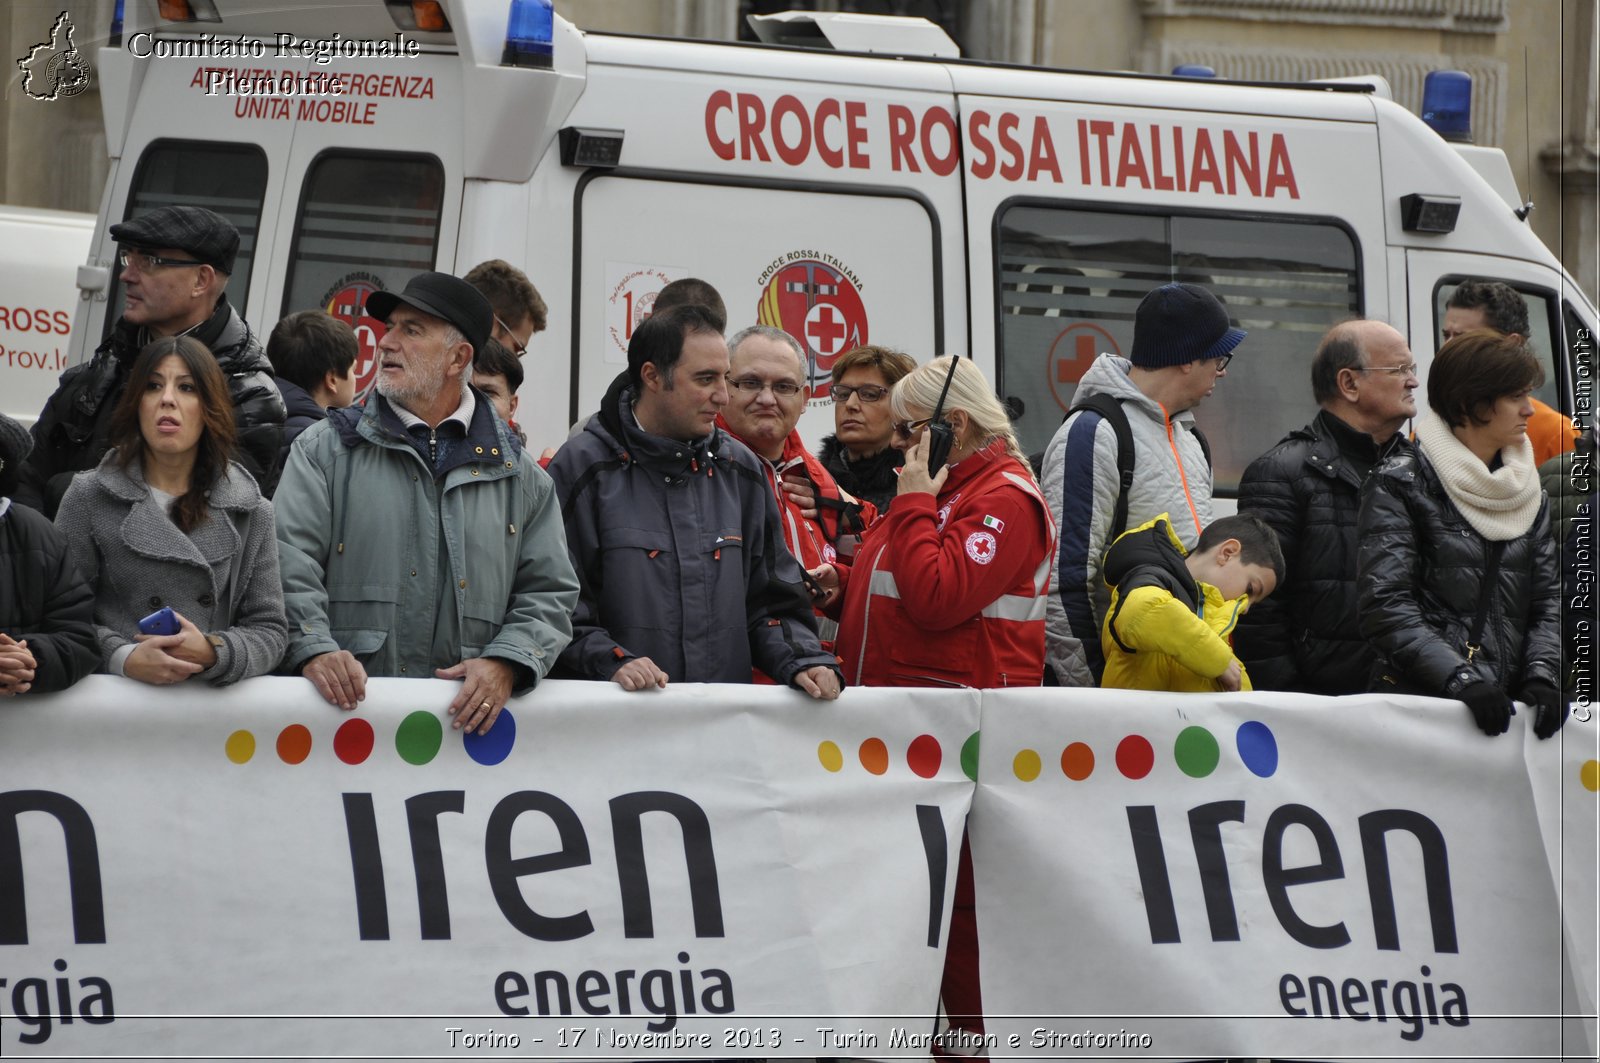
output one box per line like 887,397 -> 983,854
995,204 -> 1359,494
110,140 -> 269,330
1432,279 -> 1562,413
281,151 -> 445,321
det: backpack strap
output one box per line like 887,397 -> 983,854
1067,393 -> 1136,542
1062,394 -> 1213,543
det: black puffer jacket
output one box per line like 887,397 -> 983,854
17,296 -> 286,516
1236,410 -> 1408,694
0,498 -> 98,693
818,434 -> 903,514
1357,447 -> 1561,698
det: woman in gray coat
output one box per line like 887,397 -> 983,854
55,335 -> 287,685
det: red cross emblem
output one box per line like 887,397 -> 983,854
756,257 -> 869,399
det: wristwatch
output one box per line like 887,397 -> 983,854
205,633 -> 225,650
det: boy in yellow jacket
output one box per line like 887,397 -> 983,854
1100,513 -> 1284,692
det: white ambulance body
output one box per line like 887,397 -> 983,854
0,206 -> 94,428
65,0 -> 1594,492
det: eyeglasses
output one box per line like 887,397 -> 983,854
729,377 -> 803,397
494,314 -> 531,358
1211,353 -> 1233,372
892,416 -> 934,438
832,384 -> 889,404
1356,362 -> 1420,377
119,249 -> 204,271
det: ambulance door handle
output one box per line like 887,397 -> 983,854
77,263 -> 110,296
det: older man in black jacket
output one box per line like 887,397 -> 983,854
16,206 -> 285,515
1235,319 -> 1418,694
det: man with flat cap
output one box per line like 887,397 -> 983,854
18,205 -> 286,515
273,271 -> 578,735
1040,281 -> 1246,686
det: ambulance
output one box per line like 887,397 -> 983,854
53,0 -> 1595,491
0,206 -> 94,428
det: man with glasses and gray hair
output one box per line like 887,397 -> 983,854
1235,319 -> 1417,694
717,326 -> 874,652
17,205 -> 285,514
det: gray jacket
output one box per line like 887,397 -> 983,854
1040,354 -> 1214,686
54,452 -> 288,685
274,392 -> 577,690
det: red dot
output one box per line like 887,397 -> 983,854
906,734 -> 942,778
1115,735 -> 1154,779
276,724 -> 312,765
1061,742 -> 1094,781
334,718 -> 375,765
859,738 -> 889,775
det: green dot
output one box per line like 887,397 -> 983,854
1174,725 -> 1220,778
395,710 -> 443,765
960,731 -> 981,782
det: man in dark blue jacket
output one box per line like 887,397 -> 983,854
545,305 -> 841,699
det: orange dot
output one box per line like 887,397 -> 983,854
276,724 -> 312,765
859,737 -> 889,775
1061,742 -> 1094,781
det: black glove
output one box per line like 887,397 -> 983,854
1459,681 -> 1513,736
1521,679 -> 1568,740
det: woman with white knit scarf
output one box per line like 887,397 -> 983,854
1357,329 -> 1566,738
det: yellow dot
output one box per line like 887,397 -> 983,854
1013,748 -> 1042,782
818,741 -> 843,772
1582,760 -> 1600,794
225,730 -> 256,764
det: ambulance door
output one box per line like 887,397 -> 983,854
89,53 -> 296,346
573,173 -> 941,445
271,58 -> 463,398
1405,251 -> 1582,421
958,85 -> 1383,493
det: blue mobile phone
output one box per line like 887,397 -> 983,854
138,606 -> 180,636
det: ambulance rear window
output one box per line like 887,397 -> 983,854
111,140 -> 269,326
280,151 -> 445,323
995,204 -> 1360,494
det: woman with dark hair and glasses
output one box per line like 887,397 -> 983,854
1358,329 -> 1565,738
817,344 -> 918,513
55,336 -> 287,686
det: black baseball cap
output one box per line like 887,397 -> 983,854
364,272 -> 493,358
110,206 -> 240,275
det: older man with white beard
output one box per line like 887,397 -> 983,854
274,272 -> 577,734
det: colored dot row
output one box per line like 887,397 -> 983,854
1013,723 -> 1279,780
224,710 -> 517,767
816,723 -> 1280,781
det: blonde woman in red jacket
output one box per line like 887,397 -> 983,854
816,355 -> 1056,688
811,355 -> 1055,1056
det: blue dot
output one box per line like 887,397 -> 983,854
1236,721 -> 1278,778
464,709 -> 516,766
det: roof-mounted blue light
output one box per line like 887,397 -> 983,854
503,0 -> 554,69
1421,70 -> 1472,143
1172,64 -> 1216,78
110,0 -> 125,45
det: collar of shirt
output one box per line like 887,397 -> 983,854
392,387 -> 476,433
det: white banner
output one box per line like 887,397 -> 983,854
971,689 -> 1599,1061
0,677 -> 980,1056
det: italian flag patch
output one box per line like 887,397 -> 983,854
983,514 -> 1005,533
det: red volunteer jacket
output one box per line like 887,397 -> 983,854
835,441 -> 1055,688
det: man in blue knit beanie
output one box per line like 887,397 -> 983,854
1040,281 -> 1247,686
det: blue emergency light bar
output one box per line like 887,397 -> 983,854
504,0 -> 554,69
1421,70 -> 1472,143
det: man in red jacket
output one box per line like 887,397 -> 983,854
718,325 -> 875,606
